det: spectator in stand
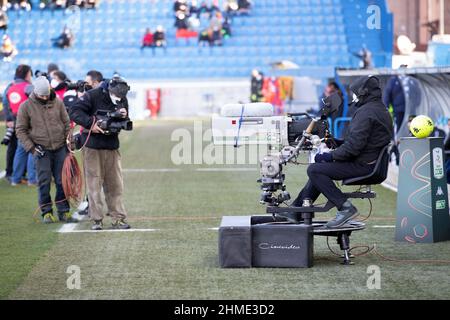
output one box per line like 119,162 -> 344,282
198,1 -> 210,19
66,0 -> 98,8
353,46 -> 373,69
173,0 -> 189,30
186,0 -> 201,30
51,0 -> 66,10
224,0 -> 239,17
209,10 -> 223,30
174,10 -> 189,30
210,26 -> 222,46
9,0 -> 31,11
1,34 -> 17,62
50,70 -> 69,100
52,25 -> 74,49
2,64 -> 33,183
153,25 -> 167,52
209,0 -> 220,17
198,28 -> 211,47
189,0 -> 199,17
173,0 -> 188,13
221,17 -> 232,38
141,28 -> 154,51
40,0 -> 98,10
209,11 -> 223,46
0,9 -> 8,33
237,0 -> 251,15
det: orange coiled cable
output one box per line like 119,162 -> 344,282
61,118 -> 96,207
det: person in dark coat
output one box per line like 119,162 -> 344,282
292,76 -> 393,228
383,74 -> 406,132
69,77 -> 132,230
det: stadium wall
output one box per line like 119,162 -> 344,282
108,79 -> 250,119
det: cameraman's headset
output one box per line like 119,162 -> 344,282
353,75 -> 380,98
108,76 -> 131,97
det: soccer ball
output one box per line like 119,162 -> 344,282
409,115 -> 434,139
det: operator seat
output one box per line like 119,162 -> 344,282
342,144 -> 391,186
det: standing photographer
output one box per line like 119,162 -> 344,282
85,70 -> 104,90
69,77 -> 131,230
15,76 -> 74,223
73,70 -> 104,217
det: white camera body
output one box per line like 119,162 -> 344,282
211,103 -> 290,147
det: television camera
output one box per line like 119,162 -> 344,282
212,92 -> 342,207
214,94 -> 390,266
95,109 -> 133,135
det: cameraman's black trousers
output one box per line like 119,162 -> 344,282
292,161 -> 375,210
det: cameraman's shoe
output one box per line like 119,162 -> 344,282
326,201 -> 359,229
59,212 -> 78,223
91,220 -> 103,231
112,219 -> 131,230
77,207 -> 89,216
42,213 -> 58,224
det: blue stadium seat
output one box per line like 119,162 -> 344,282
1,0 -> 391,80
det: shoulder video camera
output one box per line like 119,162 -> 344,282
66,80 -> 93,93
95,109 -> 133,135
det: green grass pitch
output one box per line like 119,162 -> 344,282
0,120 -> 449,299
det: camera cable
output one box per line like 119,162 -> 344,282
62,117 -> 96,206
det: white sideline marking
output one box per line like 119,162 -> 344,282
207,227 -> 219,231
58,223 -> 78,233
58,227 -> 158,234
122,168 -> 256,173
373,225 -> 396,228
123,168 -> 181,173
196,168 -> 255,172
381,182 -> 398,193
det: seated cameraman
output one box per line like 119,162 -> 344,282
69,77 -> 131,230
292,76 -> 393,228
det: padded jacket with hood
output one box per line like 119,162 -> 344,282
15,92 -> 70,153
331,76 -> 393,164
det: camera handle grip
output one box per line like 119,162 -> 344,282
305,119 -> 316,134
282,119 -> 317,164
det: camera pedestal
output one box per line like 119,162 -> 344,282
218,214 -> 365,268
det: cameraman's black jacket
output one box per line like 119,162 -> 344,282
69,85 -> 129,150
331,77 -> 393,164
